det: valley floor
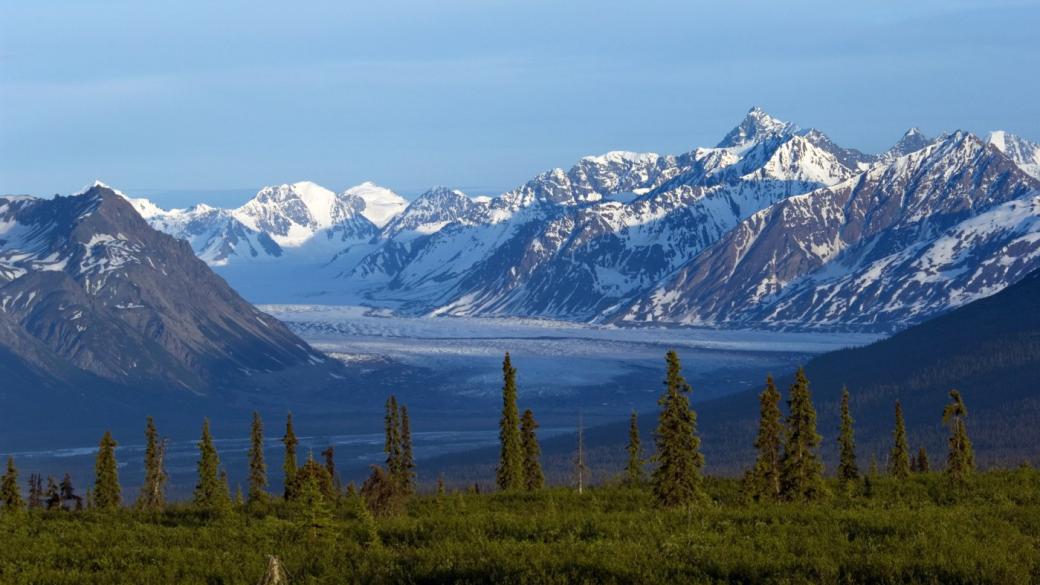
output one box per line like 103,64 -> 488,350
0,472 -> 1036,584
264,304 -> 876,403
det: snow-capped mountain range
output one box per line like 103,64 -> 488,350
122,180 -> 408,266
76,107 -> 1040,332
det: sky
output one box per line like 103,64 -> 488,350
1,0 -> 1038,209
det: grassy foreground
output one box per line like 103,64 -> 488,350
1,471 -> 1039,584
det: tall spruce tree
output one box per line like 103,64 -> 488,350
750,376 -> 784,500
520,409 -> 544,491
295,453 -> 332,536
194,419 -> 230,514
1,457 -> 23,511
651,350 -> 705,507
384,396 -> 402,477
943,390 -> 974,481
496,353 -> 524,491
138,417 -> 167,511
888,401 -> 911,478
94,431 -> 121,510
27,473 -> 43,510
779,368 -> 824,501
60,474 -> 79,507
400,405 -> 415,495
837,387 -> 859,486
916,446 -> 930,473
625,411 -> 644,484
248,412 -> 268,506
282,413 -> 299,501
321,446 -> 338,492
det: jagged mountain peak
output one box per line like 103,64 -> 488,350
717,106 -> 800,149
78,180 -> 123,196
796,128 -> 875,170
417,185 -> 468,199
615,126 -> 1040,330
867,130 -> 999,190
233,181 -> 367,247
986,130 -> 1040,179
883,127 -> 933,159
749,133 -> 856,184
241,181 -> 338,217
377,186 -> 475,241
904,127 -> 926,138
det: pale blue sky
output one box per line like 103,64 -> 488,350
2,0 -> 1038,208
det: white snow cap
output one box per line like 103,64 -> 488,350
986,130 -> 1040,179
78,180 -> 124,197
580,151 -> 659,166
342,181 -> 407,227
284,181 -> 339,227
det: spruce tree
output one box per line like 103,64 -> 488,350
352,489 -> 381,548
93,431 -> 121,510
837,387 -> 859,486
295,453 -> 332,536
651,350 -> 705,507
27,473 -> 43,510
45,477 -> 60,510
779,367 -> 824,501
219,470 -> 231,504
520,409 -> 544,491
321,446 -> 338,492
400,405 -> 416,495
282,413 -> 299,501
917,446 -> 930,473
384,396 -> 401,477
1,457 -> 23,511
138,417 -> 167,511
888,401 -> 911,478
750,376 -> 784,500
495,353 -> 524,491
943,390 -> 974,481
248,411 -> 268,507
361,465 -> 402,517
624,411 -> 644,484
60,474 -> 79,510
297,451 -> 336,501
194,419 -> 230,514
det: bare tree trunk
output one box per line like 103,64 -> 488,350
575,412 -> 588,495
258,555 -> 289,585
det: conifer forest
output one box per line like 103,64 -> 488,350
0,350 -> 1036,585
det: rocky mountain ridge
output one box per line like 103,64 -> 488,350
86,108 -> 1040,332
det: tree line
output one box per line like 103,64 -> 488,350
0,349 -> 978,516
0,395 -> 417,525
491,349 -> 976,507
